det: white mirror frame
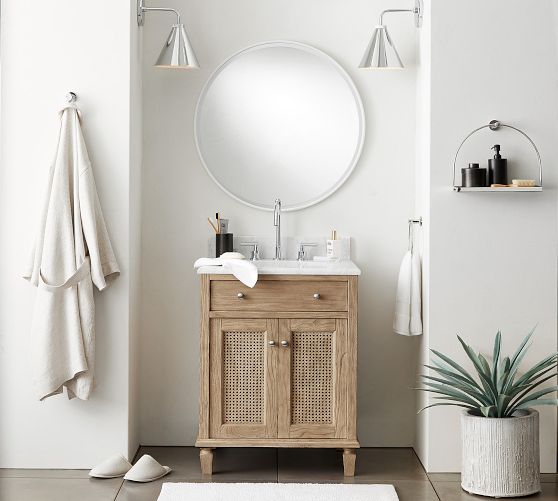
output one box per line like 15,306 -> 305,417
194,41 -> 366,211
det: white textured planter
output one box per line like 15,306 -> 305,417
461,409 -> 540,498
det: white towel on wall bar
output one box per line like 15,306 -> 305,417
393,249 -> 423,336
23,106 -> 119,400
194,257 -> 258,288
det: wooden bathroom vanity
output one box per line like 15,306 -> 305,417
195,264 -> 360,476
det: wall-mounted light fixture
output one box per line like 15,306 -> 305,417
359,0 -> 422,69
137,0 -> 199,69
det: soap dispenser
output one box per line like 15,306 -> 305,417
488,144 -> 508,185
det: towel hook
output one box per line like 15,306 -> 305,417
408,218 -> 422,252
66,92 -> 77,103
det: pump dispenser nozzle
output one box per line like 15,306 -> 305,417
492,144 -> 502,159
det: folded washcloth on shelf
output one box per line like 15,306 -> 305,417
194,256 -> 258,288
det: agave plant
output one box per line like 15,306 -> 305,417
419,329 -> 558,417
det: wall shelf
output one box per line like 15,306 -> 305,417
452,120 -> 543,192
453,186 -> 542,192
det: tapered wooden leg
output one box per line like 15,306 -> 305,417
200,448 -> 214,475
343,448 -> 356,476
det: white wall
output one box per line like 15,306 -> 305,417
0,1 -> 141,467
139,0 -> 421,446
416,0 -> 558,472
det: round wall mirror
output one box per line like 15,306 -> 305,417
195,41 -> 365,211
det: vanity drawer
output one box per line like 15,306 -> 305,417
210,280 -> 348,312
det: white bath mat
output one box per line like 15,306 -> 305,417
157,482 -> 399,501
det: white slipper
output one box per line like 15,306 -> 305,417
89,454 -> 132,478
124,454 -> 172,483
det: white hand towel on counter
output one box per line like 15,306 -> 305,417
23,107 -> 119,401
194,257 -> 258,288
393,250 -> 423,336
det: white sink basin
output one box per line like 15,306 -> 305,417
255,259 -> 328,270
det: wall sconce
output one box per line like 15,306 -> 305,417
360,0 -> 422,69
137,0 -> 199,69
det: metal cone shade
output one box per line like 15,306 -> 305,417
359,25 -> 403,69
155,23 -> 199,69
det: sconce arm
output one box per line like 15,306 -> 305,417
142,6 -> 180,24
379,8 -> 415,25
138,0 -> 181,25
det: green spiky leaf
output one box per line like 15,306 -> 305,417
480,405 -> 497,417
492,331 -> 501,388
430,349 -> 481,388
516,398 -> 558,410
457,336 -> 498,402
418,402 -> 478,414
420,374 -> 491,406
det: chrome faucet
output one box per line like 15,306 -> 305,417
297,242 -> 317,261
273,198 -> 282,260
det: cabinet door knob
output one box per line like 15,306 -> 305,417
268,340 -> 276,347
281,340 -> 289,347
237,292 -> 245,299
313,293 -> 321,300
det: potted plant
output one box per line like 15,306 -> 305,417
419,329 -> 558,498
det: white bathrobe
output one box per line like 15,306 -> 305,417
23,107 -> 119,401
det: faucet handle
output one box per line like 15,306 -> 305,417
297,242 -> 317,261
240,242 -> 260,260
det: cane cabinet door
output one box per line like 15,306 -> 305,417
277,318 -> 348,439
209,318 -> 278,439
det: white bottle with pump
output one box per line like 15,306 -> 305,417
326,230 -> 342,259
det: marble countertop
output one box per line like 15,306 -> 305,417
196,259 -> 361,276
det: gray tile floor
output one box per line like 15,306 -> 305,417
0,447 -> 556,501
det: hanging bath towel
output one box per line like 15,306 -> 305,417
393,250 -> 423,336
23,107 -> 119,400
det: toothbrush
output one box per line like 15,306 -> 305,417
216,213 -> 221,234
207,217 -> 218,234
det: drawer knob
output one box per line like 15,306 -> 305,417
281,340 -> 289,347
237,292 -> 245,299
268,340 -> 276,347
313,293 -> 321,300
